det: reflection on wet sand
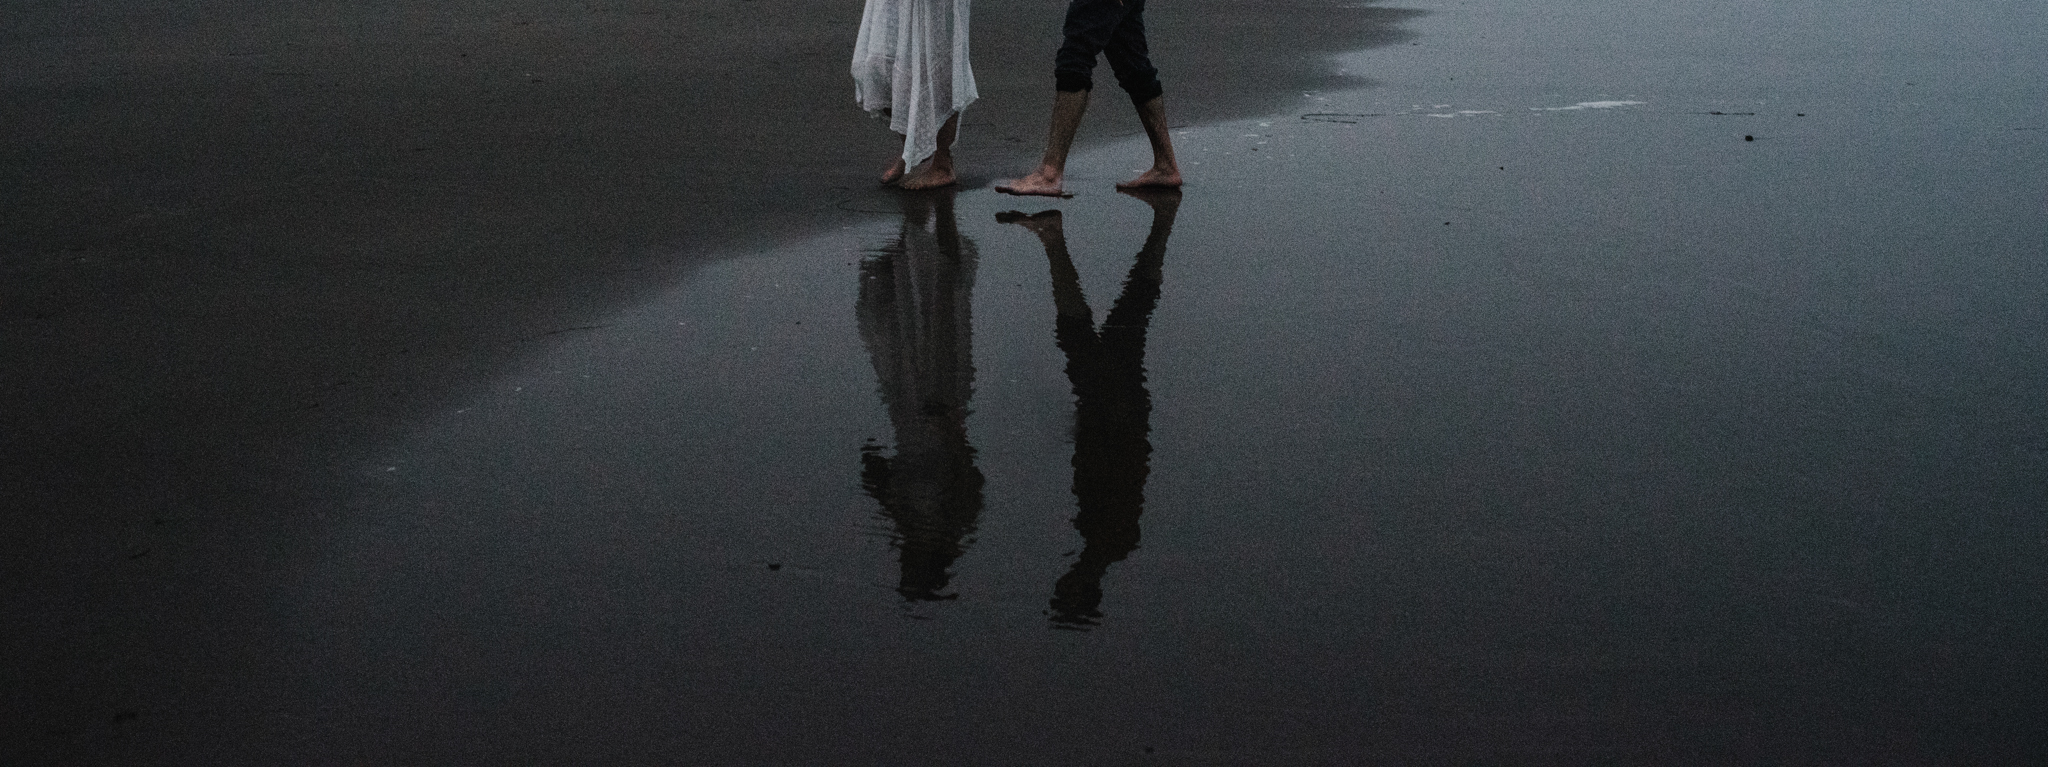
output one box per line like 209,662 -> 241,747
857,190 -> 984,602
1000,190 -> 1180,628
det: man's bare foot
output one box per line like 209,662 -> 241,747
881,157 -> 907,185
898,165 -> 956,190
995,169 -> 1073,198
995,209 -> 1063,235
1115,166 -> 1183,190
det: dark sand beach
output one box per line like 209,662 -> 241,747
6,0 -> 2047,763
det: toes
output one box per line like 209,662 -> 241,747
900,174 -> 957,191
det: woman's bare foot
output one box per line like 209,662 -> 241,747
891,112 -> 962,190
880,157 -> 907,185
898,165 -> 956,190
995,167 -> 1072,198
1115,166 -> 1183,190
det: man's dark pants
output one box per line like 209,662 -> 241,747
1054,0 -> 1165,106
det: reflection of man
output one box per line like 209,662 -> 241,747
999,189 -> 1179,627
857,191 -> 984,602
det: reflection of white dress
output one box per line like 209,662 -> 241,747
853,0 -> 977,167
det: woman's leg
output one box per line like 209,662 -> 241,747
900,112 -> 961,190
881,140 -> 907,185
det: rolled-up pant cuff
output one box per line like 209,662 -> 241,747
1124,80 -> 1162,106
1053,74 -> 1161,105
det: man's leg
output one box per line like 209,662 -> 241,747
998,0 -> 1133,197
995,90 -> 1089,197
1116,96 -> 1181,189
1098,0 -> 1181,189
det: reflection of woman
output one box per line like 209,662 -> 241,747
858,191 -> 983,601
853,0 -> 977,189
999,190 -> 1179,627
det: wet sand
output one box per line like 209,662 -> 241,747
3,2 -> 1409,759
6,0 -> 2048,763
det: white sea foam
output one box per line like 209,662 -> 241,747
1535,100 -> 1647,111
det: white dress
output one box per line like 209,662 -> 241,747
852,0 -> 978,168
